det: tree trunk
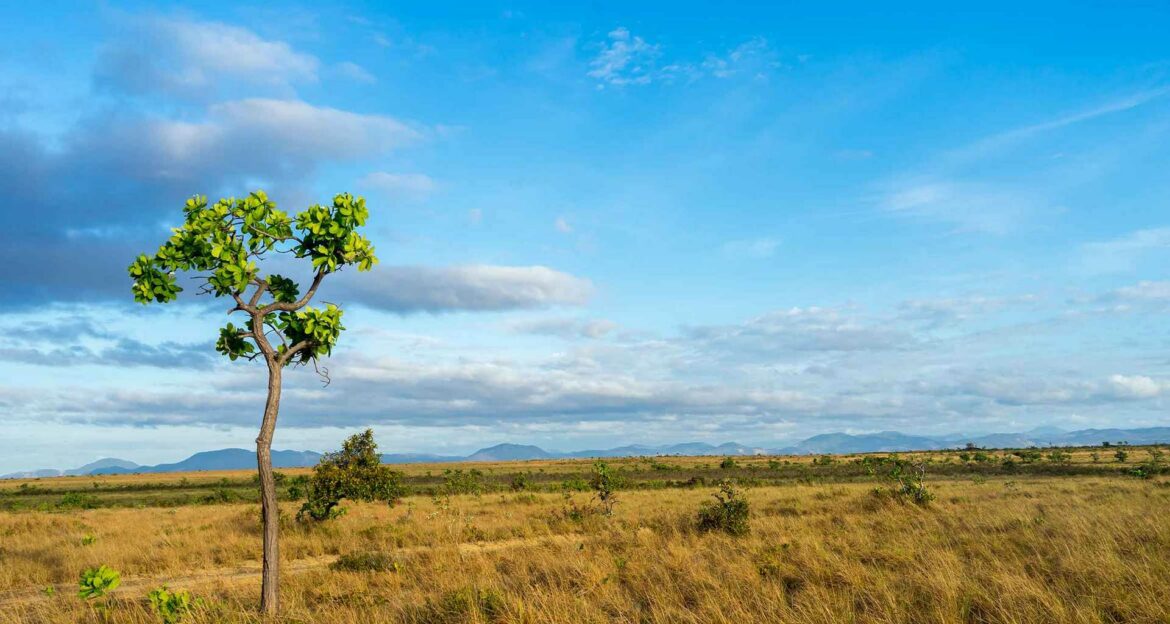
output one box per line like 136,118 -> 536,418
257,361 -> 283,616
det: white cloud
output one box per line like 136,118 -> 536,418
554,216 -> 573,233
587,29 -> 776,87
95,15 -> 319,99
588,27 -> 660,86
359,172 -> 437,199
1080,227 -> 1170,274
333,265 -> 594,313
336,61 -> 377,84
1107,374 -> 1166,399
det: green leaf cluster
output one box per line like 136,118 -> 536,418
148,585 -> 196,624
78,564 -> 121,600
275,304 -> 345,363
295,193 -> 377,273
215,323 -> 255,361
298,429 -> 404,521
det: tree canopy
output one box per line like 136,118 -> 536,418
127,190 -> 377,366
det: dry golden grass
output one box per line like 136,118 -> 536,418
2,464 -> 1169,623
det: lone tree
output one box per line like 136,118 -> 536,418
128,190 -> 377,615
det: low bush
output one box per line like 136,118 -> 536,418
697,480 -> 750,535
331,551 -> 404,573
298,429 -> 405,522
148,585 -> 196,623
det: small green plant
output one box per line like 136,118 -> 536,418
1115,449 -> 1129,463
697,480 -> 750,535
1047,449 -> 1071,465
81,533 -> 97,546
148,586 -> 196,624
79,565 -> 121,601
720,457 -> 739,470
42,585 -> 55,597
590,461 -> 622,516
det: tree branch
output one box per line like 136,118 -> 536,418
248,278 -> 269,308
261,270 -> 326,314
280,340 -> 313,367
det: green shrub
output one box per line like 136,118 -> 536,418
441,469 -> 486,496
148,586 -> 196,623
560,477 -> 590,492
58,493 -> 99,510
867,456 -> 933,506
331,551 -> 404,573
78,565 -> 121,601
200,488 -> 239,504
509,472 -> 534,492
1115,449 -> 1129,463
719,457 -> 738,470
697,480 -> 750,535
297,429 -> 405,522
590,461 -> 622,515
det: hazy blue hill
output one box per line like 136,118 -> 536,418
790,431 -> 946,454
88,449 -> 321,475
9,426 -> 1170,478
465,443 -> 554,462
64,458 -> 139,476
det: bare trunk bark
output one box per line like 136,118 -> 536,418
257,361 -> 282,616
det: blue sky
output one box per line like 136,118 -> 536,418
1,1 -> 1169,472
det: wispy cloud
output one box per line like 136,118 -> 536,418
587,28 -> 776,87
335,61 -> 377,84
878,87 -> 1170,234
331,265 -> 594,314
1080,227 -> 1170,274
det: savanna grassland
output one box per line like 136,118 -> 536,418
2,446 -> 1169,623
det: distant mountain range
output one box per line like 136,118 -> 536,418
5,426 -> 1169,479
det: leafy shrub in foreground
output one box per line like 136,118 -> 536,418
148,586 -> 197,623
698,480 -> 750,535
79,565 -> 121,601
297,429 -> 405,522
